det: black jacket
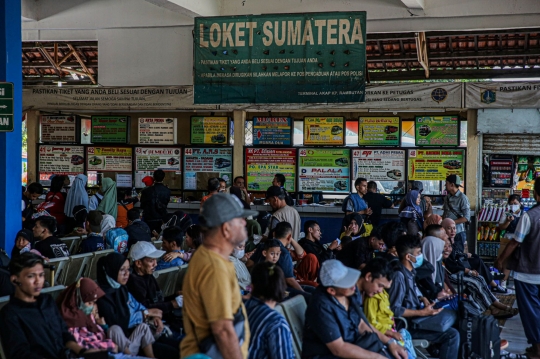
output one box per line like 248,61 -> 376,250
363,192 -> 393,226
140,183 -> 171,222
0,294 -> 75,359
0,269 -> 14,297
298,237 -> 335,264
127,270 -> 174,313
125,220 -> 152,250
336,238 -> 373,270
415,261 -> 443,301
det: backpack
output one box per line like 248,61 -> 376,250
105,228 -> 129,254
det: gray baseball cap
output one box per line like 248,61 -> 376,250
320,259 -> 361,288
199,193 -> 259,228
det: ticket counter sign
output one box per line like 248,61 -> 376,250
298,148 -> 350,192
353,149 -> 405,181
245,148 -> 296,192
252,117 -> 292,145
135,147 -> 181,172
304,117 -> 345,145
38,145 -> 85,176
408,149 -> 465,181
40,115 -> 78,143
91,116 -> 129,143
183,147 -> 233,190
87,147 -> 132,172
359,117 -> 400,146
415,116 -> 459,146
138,118 -> 177,144
190,116 -> 229,144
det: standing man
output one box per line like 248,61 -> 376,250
22,182 -> 44,230
140,170 -> 171,233
272,173 -> 293,206
496,179 -> 540,357
442,175 -> 470,253
265,186 -> 301,240
364,181 -> 393,226
181,193 -> 258,359
343,178 -> 373,217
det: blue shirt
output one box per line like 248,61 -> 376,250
156,250 -> 184,270
302,286 -> 366,358
245,297 -> 295,359
251,241 -> 294,279
127,292 -> 147,329
79,233 -> 105,254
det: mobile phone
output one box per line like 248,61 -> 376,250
336,238 -> 341,245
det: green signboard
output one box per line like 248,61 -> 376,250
194,12 -> 366,104
0,83 -> 14,132
91,116 -> 130,143
359,117 -> 400,146
415,116 -> 459,146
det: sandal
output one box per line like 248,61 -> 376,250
492,309 -> 515,319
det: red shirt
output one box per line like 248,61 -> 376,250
45,191 -> 67,225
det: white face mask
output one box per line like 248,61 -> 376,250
233,249 -> 245,259
511,204 -> 520,212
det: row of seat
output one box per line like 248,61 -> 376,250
60,235 -> 164,255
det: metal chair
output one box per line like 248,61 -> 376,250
277,295 -> 307,359
395,317 -> 430,359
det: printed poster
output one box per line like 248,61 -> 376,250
245,148 -> 296,192
183,147 -> 233,190
358,117 -> 400,146
138,118 -> 177,144
353,149 -> 405,181
298,148 -> 350,192
87,147 -> 132,172
38,145 -> 85,179
40,115 -> 77,143
135,147 -> 181,172
252,117 -> 292,145
190,117 -> 228,144
408,149 -> 465,181
304,117 -> 345,145
415,116 -> 459,146
91,116 -> 129,143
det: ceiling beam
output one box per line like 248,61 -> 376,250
144,0 -> 220,17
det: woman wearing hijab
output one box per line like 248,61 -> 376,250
97,178 -> 118,220
415,234 -> 451,301
340,212 -> 365,241
64,174 -> 89,232
423,214 -> 442,229
100,214 -> 116,237
96,253 -> 178,358
11,229 -> 43,260
398,190 -> 424,237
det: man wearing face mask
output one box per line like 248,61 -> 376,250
229,243 -> 251,293
388,235 -> 460,359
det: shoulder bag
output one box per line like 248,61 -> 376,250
445,195 -> 470,232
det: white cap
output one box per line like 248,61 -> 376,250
128,241 -> 165,261
319,259 -> 361,288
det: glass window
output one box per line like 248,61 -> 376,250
460,121 -> 467,147
229,120 -> 234,145
245,120 -> 253,146
346,120 -> 358,146
401,121 -> 415,147
294,120 -> 303,146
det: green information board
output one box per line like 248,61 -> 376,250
415,116 -> 459,146
194,12 -> 366,104
359,117 -> 400,146
91,116 -> 129,143
0,83 -> 14,132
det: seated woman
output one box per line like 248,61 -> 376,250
340,213 -> 365,241
11,229 -> 44,260
442,237 -> 517,318
398,190 -> 424,237
245,262 -> 295,359
178,224 -> 203,263
96,252 -> 178,358
230,242 -> 252,294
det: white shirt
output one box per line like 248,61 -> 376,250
512,212 -> 540,284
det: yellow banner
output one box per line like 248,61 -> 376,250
304,117 -> 344,145
408,149 -> 464,181
191,116 -> 229,144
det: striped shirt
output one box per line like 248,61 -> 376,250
245,298 -> 295,359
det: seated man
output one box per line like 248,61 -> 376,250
79,210 -> 105,253
303,259 -> 407,359
388,235 -> 460,359
337,227 -> 385,270
125,208 -> 152,250
156,226 -> 186,270
32,216 -> 70,258
299,220 -> 339,264
0,253 -> 103,358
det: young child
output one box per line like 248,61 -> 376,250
262,239 -> 282,264
156,226 -> 185,270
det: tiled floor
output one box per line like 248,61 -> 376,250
501,299 -> 529,355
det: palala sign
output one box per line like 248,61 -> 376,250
194,12 -> 366,104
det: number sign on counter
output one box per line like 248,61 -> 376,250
135,147 -> 181,172
408,149 -> 465,181
91,116 -> 129,143
298,148 -> 350,192
183,147 -> 233,190
40,115 -> 78,143
303,117 -> 345,145
190,117 -> 229,145
252,117 -> 292,145
138,118 -> 177,144
38,145 -> 85,180
245,148 -> 296,192
415,116 -> 459,146
353,149 -> 405,181
87,147 -> 132,172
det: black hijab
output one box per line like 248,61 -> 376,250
343,213 -> 366,236
96,253 -> 131,333
11,229 -> 35,259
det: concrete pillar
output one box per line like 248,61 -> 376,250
26,110 -> 40,184
232,110 -> 246,179
0,0 -> 22,252
465,109 -> 479,211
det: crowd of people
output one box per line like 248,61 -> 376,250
1,171 -> 537,359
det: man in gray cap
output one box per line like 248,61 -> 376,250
181,193 -> 258,359
303,259 -> 407,359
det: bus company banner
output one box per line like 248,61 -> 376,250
252,117 -> 292,145
194,12 -> 366,104
304,117 -> 345,145
190,117 -> 229,145
298,148 -> 350,193
415,116 -> 459,147
183,147 -> 233,190
408,149 -> 465,181
359,117 -> 400,146
245,148 -> 296,191
135,147 -> 182,172
352,149 -> 405,181
466,82 -> 540,108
